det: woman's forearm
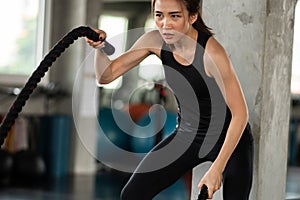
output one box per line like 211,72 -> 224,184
94,48 -> 113,84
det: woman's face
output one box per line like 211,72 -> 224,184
154,0 -> 196,44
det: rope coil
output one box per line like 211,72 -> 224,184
0,26 -> 113,146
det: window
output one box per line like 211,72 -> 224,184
0,0 -> 47,85
97,15 -> 128,89
292,1 -> 300,97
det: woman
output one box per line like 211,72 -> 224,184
86,0 -> 254,199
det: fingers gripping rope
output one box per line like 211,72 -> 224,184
197,185 -> 208,200
0,26 -> 114,146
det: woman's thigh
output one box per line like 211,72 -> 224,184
120,133 -> 204,200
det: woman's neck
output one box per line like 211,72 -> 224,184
172,28 -> 198,66
173,28 -> 198,50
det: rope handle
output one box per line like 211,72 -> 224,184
197,184 -> 208,200
82,26 -> 115,55
0,26 -> 114,146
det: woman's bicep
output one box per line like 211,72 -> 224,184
107,31 -> 162,82
109,49 -> 151,80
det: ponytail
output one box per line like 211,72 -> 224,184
192,12 -> 213,36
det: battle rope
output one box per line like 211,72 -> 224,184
0,26 -> 208,200
197,185 -> 208,200
0,26 -> 114,146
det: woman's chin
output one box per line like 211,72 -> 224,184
163,38 -> 177,45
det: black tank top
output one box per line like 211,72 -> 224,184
160,30 -> 231,142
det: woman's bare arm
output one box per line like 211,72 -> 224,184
87,29 -> 163,84
199,37 -> 249,198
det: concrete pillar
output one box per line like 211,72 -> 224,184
191,0 -> 295,199
49,0 -> 100,174
49,0 -> 87,113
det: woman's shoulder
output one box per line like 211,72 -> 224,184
142,29 -> 163,45
204,36 -> 232,77
205,36 -> 226,57
133,29 -> 163,55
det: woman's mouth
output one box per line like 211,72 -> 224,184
163,33 -> 174,39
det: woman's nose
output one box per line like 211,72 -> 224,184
162,17 -> 172,29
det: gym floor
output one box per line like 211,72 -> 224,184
0,167 -> 299,200
0,168 -> 189,200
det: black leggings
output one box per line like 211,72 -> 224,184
120,124 -> 254,200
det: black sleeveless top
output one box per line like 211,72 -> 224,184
160,30 -> 232,142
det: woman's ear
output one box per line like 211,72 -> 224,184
189,13 -> 198,24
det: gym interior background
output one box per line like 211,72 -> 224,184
0,0 -> 299,199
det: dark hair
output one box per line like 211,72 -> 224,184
151,0 -> 213,35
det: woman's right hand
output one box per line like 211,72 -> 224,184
198,164 -> 222,199
85,28 -> 107,49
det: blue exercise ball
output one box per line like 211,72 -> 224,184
130,113 -> 157,153
97,107 -> 131,153
130,110 -> 178,153
162,111 -> 177,138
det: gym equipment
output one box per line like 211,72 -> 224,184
130,110 -> 177,153
162,111 -> 177,138
125,103 -> 151,122
130,112 -> 157,153
13,149 -> 46,185
0,26 -> 115,146
197,184 -> 208,200
98,107 -> 131,152
39,115 -> 71,178
0,149 -> 13,186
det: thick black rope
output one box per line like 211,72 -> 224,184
0,26 -> 113,146
197,185 -> 208,200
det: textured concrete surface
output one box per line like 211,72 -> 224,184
192,0 -> 295,199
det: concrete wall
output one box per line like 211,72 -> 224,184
191,0 -> 295,199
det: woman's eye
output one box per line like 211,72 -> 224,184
155,14 -> 163,18
171,15 -> 180,19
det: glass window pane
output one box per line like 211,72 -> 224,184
0,0 -> 40,76
97,15 -> 128,89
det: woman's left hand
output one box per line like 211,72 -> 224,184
198,165 -> 223,199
